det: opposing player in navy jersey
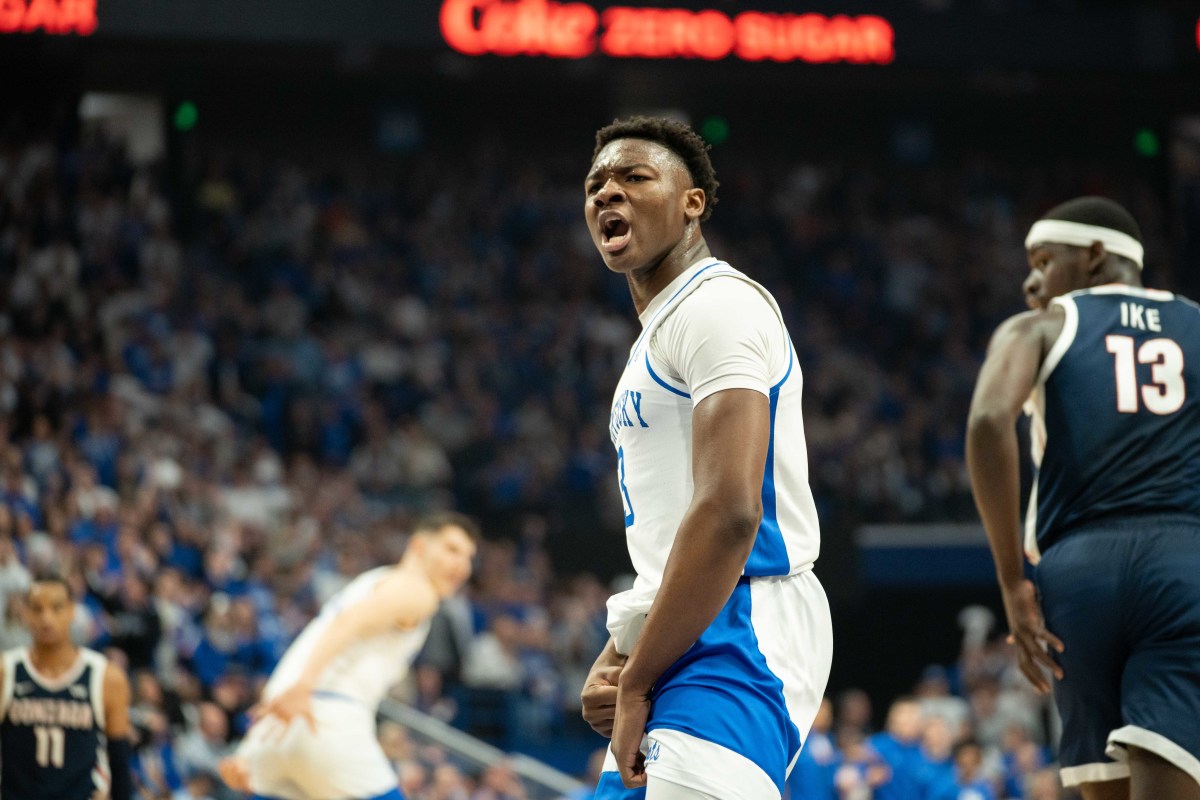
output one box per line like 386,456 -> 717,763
0,575 -> 133,800
967,196 -> 1200,800
579,117 -> 832,800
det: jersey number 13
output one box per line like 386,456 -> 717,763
1105,335 -> 1186,415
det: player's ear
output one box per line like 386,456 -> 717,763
683,187 -> 706,222
1085,241 -> 1107,275
407,532 -> 430,557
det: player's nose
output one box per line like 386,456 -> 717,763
1023,272 -> 1042,307
593,178 -> 624,207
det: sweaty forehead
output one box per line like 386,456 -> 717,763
588,138 -> 689,180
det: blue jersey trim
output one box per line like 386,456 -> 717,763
628,260 -> 726,364
311,690 -> 358,704
255,789 -> 404,800
745,341 -> 795,576
644,353 -> 691,399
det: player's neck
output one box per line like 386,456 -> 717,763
29,642 -> 80,677
626,236 -> 711,315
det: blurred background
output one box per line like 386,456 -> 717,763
2,0 -> 1199,797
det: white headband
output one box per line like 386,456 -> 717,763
1025,219 -> 1144,269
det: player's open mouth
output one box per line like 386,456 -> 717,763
602,217 -> 631,253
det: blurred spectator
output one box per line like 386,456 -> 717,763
174,701 -> 233,779
868,697 -> 924,800
788,698 -> 839,800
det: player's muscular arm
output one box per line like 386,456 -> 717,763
967,308 -> 1065,693
613,387 -> 769,787
255,572 -> 438,730
103,663 -> 134,800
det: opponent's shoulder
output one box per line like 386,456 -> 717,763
989,307 -> 1065,350
101,658 -> 131,698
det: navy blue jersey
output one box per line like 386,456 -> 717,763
0,648 -> 109,800
1025,286 -> 1200,557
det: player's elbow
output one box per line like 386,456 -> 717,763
967,406 -> 1015,439
697,496 -> 762,545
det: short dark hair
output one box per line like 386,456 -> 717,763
1039,196 -> 1142,243
953,738 -> 983,759
593,116 -> 719,222
412,512 -> 481,543
30,573 -> 73,601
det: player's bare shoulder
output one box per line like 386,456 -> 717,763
102,658 -> 133,737
102,660 -> 131,704
989,307 -> 1066,358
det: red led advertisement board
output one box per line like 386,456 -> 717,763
0,0 -> 96,34
439,0 -> 894,63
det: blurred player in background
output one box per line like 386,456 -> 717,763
0,575 -> 134,800
578,116 -> 833,800
967,197 -> 1200,800
218,513 -> 477,800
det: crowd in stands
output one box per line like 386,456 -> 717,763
788,619 -> 1062,800
0,114 -> 1183,799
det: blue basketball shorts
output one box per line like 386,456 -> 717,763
596,570 -> 833,800
1035,515 -> 1200,788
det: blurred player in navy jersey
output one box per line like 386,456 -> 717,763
968,197 -> 1200,800
578,116 -> 833,800
0,575 -> 134,800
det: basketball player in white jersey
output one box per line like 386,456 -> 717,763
217,513 -> 477,800
580,117 -> 833,800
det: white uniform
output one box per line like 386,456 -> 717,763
238,567 -> 429,800
599,258 -> 833,800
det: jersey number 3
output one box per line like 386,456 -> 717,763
1105,335 -> 1186,415
618,447 -> 635,527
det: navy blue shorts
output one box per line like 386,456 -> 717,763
1035,515 -> 1200,787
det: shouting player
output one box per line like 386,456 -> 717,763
579,116 -> 833,800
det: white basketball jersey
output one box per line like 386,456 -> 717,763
606,258 -> 821,654
265,567 -> 430,708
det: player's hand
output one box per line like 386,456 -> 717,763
611,680 -> 652,789
250,683 -> 317,736
1001,578 -> 1064,694
581,665 -> 624,737
217,756 -> 252,792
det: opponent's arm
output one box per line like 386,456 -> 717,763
966,309 -> 1064,693
102,662 -> 134,800
612,387 -> 769,787
254,571 -> 439,729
